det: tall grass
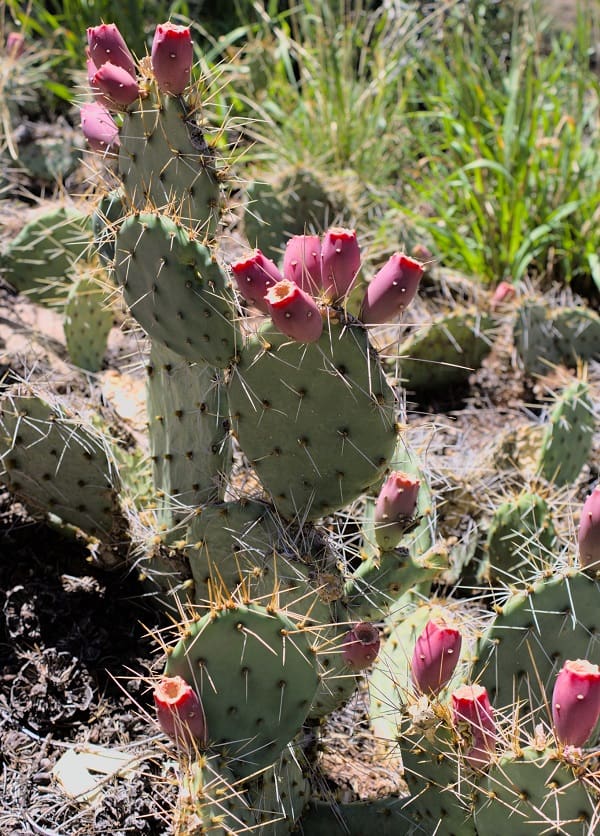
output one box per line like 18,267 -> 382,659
395,7 -> 600,291
215,0 -> 428,189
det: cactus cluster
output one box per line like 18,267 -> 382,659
0,17 -> 598,836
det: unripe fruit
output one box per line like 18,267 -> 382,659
411,619 -> 462,696
230,249 -> 283,313
552,659 -> 600,747
374,470 -> 420,550
80,102 -> 120,153
151,23 -> 193,95
341,622 -> 381,671
92,61 -> 140,107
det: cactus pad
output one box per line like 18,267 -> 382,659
0,392 -> 126,563
118,91 -> 221,238
536,379 -> 594,487
165,603 -> 319,776
228,316 -> 397,520
392,308 -> 495,391
115,212 -> 240,368
63,273 -> 113,372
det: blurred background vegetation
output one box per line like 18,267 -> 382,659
2,0 -> 600,299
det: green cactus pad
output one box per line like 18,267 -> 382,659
115,212 -> 241,368
184,500 -> 353,718
146,343 -> 231,515
119,91 -> 221,238
178,755 -> 255,835
165,603 -> 319,777
0,392 -> 126,563
0,206 -> 92,305
63,274 -> 114,372
346,544 -> 448,623
481,492 -> 557,584
474,746 -> 596,835
514,300 -> 600,374
228,316 -> 397,520
248,746 -> 310,834
244,168 -> 343,260
536,379 -> 594,487
298,796 -> 414,835
92,188 -> 126,267
392,308 -> 495,392
473,572 -> 600,714
399,720 -> 478,835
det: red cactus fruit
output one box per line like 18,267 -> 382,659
374,470 -> 420,549
92,61 -> 140,107
154,675 -> 207,747
341,622 -> 381,671
411,619 -> 462,696
230,249 -> 283,314
86,23 -> 137,79
80,102 -> 120,153
265,279 -> 323,343
578,486 -> 600,571
451,684 -> 496,768
283,235 -> 323,295
552,659 -> 600,748
360,252 -> 423,325
151,23 -> 193,95
6,32 -> 25,59
321,227 -> 361,303
490,280 -> 516,310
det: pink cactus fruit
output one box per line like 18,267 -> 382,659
151,23 -> 193,95
360,252 -> 423,325
230,249 -> 283,314
283,235 -> 323,295
265,279 -> 323,343
374,470 -> 420,549
341,622 -> 381,671
86,23 -> 137,79
321,227 -> 361,302
153,675 -> 207,747
552,659 -> 600,748
578,486 -> 600,571
411,619 -> 462,696
92,61 -> 140,107
451,684 -> 496,768
80,102 -> 120,153
6,32 -> 25,59
490,280 -> 516,310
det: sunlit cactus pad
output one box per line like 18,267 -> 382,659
474,746 -> 598,836
165,603 -> 319,776
473,572 -> 600,713
115,212 -> 240,367
228,317 -> 397,520
0,392 -> 125,548
118,90 -> 221,237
